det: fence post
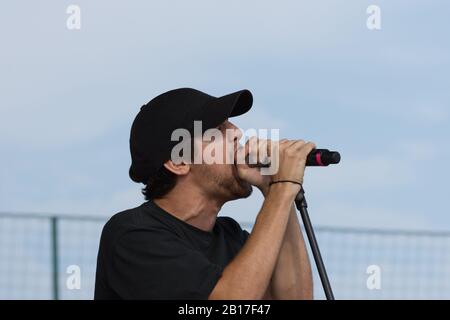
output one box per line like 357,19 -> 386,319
51,216 -> 59,300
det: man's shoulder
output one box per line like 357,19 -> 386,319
105,205 -> 140,227
101,201 -> 176,241
100,203 -> 148,241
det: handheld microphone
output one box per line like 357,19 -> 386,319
247,149 -> 341,167
306,149 -> 341,166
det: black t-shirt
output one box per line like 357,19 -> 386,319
94,200 -> 249,299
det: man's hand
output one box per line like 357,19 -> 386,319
236,138 -> 316,197
236,137 -> 272,196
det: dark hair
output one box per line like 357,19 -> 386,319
142,138 -> 197,200
142,166 -> 177,200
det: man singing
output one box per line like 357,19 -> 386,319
94,88 -> 315,299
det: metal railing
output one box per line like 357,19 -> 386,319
1,211 -> 450,299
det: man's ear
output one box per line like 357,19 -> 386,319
163,159 -> 190,176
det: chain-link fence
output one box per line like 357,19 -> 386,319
1,211 -> 449,299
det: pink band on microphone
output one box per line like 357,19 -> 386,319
316,152 -> 324,166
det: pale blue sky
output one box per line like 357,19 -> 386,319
1,0 -> 449,231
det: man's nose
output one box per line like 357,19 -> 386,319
234,128 -> 243,141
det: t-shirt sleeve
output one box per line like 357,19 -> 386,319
243,229 -> 250,243
218,216 -> 251,245
108,228 -> 223,299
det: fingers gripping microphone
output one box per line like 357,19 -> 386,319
247,149 -> 341,167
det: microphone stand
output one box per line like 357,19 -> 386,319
295,186 -> 335,300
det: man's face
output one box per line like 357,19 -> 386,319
189,120 -> 253,201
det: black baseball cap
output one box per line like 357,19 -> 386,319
129,88 -> 253,183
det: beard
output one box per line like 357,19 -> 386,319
197,163 -> 253,201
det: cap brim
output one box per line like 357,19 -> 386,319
225,89 -> 253,117
198,89 -> 253,130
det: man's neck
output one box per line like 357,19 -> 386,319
153,189 -> 224,232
